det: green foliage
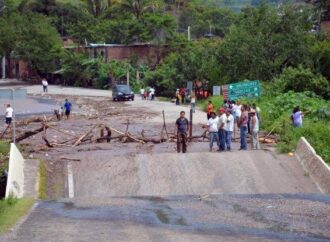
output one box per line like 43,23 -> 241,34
256,91 -> 330,164
178,6 -> 237,38
218,4 -> 314,83
144,39 -> 222,96
0,8 -> 62,73
0,142 -> 10,179
310,38 -> 330,81
38,160 -> 48,199
0,197 -> 34,234
274,66 -> 330,99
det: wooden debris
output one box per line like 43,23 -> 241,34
73,125 -> 98,147
60,156 -> 80,161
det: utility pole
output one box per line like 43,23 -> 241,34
1,56 -> 5,79
127,71 -> 130,87
189,108 -> 193,139
11,89 -> 16,143
188,26 -> 191,41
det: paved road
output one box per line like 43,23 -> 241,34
3,195 -> 330,241
70,151 -> 318,198
2,85 -> 329,241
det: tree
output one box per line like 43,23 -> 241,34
0,9 -> 62,74
120,0 -> 162,19
218,4 -> 314,82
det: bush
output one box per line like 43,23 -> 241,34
256,91 -> 330,164
274,66 -> 330,99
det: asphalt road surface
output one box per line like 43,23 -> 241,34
1,86 -> 329,242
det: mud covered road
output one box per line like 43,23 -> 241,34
1,86 -> 329,241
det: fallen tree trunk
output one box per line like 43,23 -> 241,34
14,126 -> 47,143
16,116 -> 54,127
73,125 -> 98,147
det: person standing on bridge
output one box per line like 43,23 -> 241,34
218,108 -> 227,151
224,109 -> 234,151
204,112 -> 219,152
64,99 -> 72,120
176,111 -> 189,153
239,105 -> 248,150
250,110 -> 260,150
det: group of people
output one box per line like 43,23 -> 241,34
175,99 -> 262,153
175,88 -> 189,105
54,99 -> 72,120
140,87 -> 156,101
205,100 -> 261,151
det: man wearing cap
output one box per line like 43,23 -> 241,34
204,111 -> 219,152
218,107 -> 227,151
250,109 -> 260,150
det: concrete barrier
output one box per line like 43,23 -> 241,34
5,143 -> 25,198
295,137 -> 330,194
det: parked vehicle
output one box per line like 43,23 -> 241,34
112,85 -> 135,101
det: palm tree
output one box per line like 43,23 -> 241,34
120,0 -> 163,19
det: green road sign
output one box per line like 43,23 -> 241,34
222,80 -> 261,100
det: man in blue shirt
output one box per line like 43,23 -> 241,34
64,99 -> 72,120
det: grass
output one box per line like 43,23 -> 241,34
38,160 -> 48,200
0,197 -> 34,234
0,143 -> 10,156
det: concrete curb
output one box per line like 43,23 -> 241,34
295,137 -> 330,194
5,143 -> 25,198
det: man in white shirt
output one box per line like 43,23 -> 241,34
140,88 -> 145,100
218,108 -> 227,151
150,87 -> 155,100
5,104 -> 13,126
251,110 -> 260,150
42,78 -> 48,93
204,112 -> 219,152
224,109 -> 234,151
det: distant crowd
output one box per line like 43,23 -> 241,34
140,87 -> 156,101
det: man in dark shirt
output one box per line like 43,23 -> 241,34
176,111 -> 189,153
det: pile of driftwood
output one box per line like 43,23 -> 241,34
2,113 -> 208,148
1,113 -> 277,147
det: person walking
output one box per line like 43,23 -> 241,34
206,100 -> 214,120
250,110 -> 260,150
204,112 -> 219,152
5,104 -> 13,126
291,106 -> 305,128
224,109 -> 234,151
239,105 -> 248,150
189,91 -> 196,113
42,78 -> 48,93
176,111 -> 189,153
64,99 -> 72,120
218,108 -> 227,151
